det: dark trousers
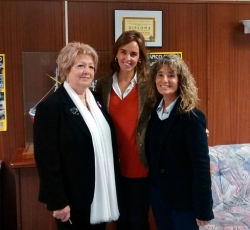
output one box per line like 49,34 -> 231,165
55,208 -> 106,230
116,176 -> 150,230
150,186 -> 198,230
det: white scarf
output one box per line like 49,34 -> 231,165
64,82 -> 119,224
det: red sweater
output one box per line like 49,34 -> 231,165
109,86 -> 148,178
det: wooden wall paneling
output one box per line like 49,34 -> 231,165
0,1 -> 64,229
0,2 -> 27,229
68,2 -> 114,79
20,1 -> 65,51
66,0 -> 250,3
234,4 -> 250,143
158,3 -> 208,114
68,2 -> 110,49
207,4 -> 250,145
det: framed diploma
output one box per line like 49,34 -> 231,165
115,10 -> 162,47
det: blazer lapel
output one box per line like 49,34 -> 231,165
57,86 -> 91,137
138,80 -> 147,119
101,76 -> 113,111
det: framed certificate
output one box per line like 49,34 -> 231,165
115,10 -> 162,47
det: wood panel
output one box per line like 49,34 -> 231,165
68,2 -> 113,78
158,3 -> 208,114
66,0 -> 250,2
0,1 -> 64,229
207,4 -> 250,145
1,1 -> 250,229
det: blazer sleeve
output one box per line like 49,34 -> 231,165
33,97 -> 68,211
185,109 -> 214,221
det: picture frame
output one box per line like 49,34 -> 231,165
115,10 -> 162,47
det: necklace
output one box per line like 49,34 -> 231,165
78,94 -> 86,100
79,95 -> 85,100
77,94 -> 89,109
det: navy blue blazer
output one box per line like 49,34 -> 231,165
145,99 -> 214,221
33,85 -> 119,211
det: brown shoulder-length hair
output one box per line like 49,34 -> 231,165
110,30 -> 148,83
57,41 -> 98,82
147,55 -> 199,112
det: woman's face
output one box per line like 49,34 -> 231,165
155,64 -> 179,100
116,41 -> 140,73
67,54 -> 95,92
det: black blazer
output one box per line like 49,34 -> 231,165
145,99 -> 214,221
33,85 -> 119,211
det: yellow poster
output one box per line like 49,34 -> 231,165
0,54 -> 7,131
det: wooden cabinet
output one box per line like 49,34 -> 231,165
10,148 -> 116,230
10,148 -> 57,230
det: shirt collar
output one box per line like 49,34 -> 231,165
112,72 -> 138,84
157,96 -> 179,115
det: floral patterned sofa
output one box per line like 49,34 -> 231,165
200,144 -> 250,230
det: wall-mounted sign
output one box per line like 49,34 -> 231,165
0,54 -> 6,131
115,10 -> 162,47
149,52 -> 183,67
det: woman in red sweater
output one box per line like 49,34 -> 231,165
96,31 -> 154,230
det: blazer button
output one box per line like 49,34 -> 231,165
160,169 -> 165,174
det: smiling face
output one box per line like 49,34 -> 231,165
67,54 -> 95,93
155,64 -> 179,101
116,41 -> 140,74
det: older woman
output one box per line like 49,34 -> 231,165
34,42 -> 119,230
145,55 -> 214,230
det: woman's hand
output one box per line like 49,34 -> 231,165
196,219 -> 210,226
206,129 -> 209,137
53,205 -> 70,222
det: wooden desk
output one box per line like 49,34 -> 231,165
10,148 -> 116,230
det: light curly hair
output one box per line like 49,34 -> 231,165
57,42 -> 98,82
147,55 -> 199,113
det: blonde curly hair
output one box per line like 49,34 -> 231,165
147,55 -> 199,113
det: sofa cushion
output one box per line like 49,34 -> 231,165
201,144 -> 250,230
215,144 -> 250,208
209,146 -> 223,211
199,209 -> 250,229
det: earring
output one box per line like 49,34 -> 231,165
138,60 -> 141,66
66,77 -> 69,83
115,57 -> 118,62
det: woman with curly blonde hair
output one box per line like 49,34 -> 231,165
147,54 -> 199,112
145,55 -> 214,230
